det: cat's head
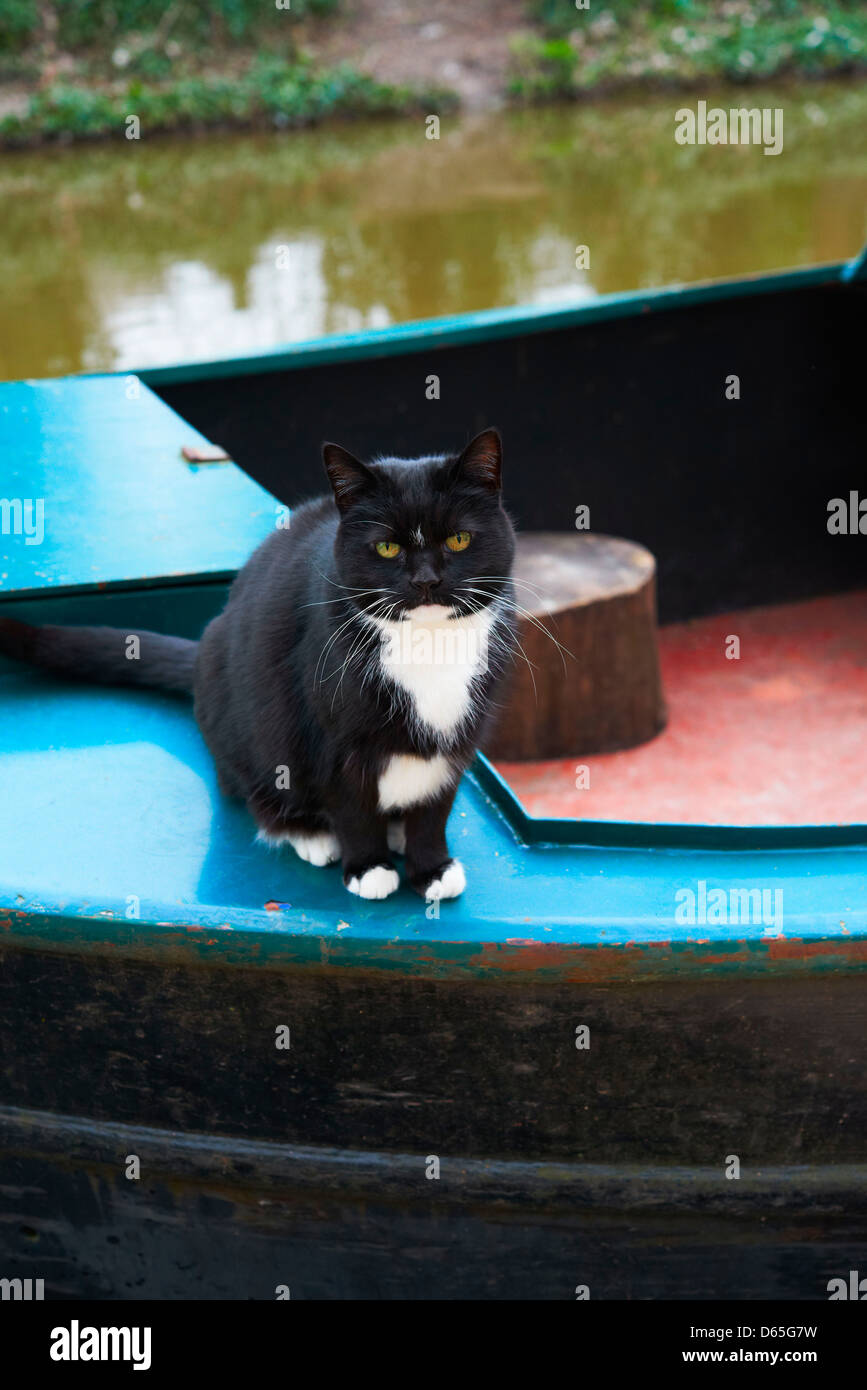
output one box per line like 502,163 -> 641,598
322,428 -> 515,622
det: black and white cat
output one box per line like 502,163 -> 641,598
0,428 -> 517,902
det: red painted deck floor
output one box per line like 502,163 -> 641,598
495,591 -> 867,827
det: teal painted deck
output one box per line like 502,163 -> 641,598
1,363 -> 866,983
0,375 -> 277,596
0,667 -> 866,978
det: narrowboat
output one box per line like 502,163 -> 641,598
0,244 -> 865,1300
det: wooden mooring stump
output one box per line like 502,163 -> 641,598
484,532 -> 667,762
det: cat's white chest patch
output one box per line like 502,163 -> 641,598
378,753 -> 453,812
372,603 -> 495,739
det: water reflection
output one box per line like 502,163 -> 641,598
1,82 -> 865,380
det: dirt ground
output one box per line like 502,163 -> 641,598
0,0 -> 534,123
304,0 -> 533,109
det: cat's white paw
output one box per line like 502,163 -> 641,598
346,865 -> 400,900
255,827 -> 292,850
424,859 -> 466,901
256,826 -> 339,866
387,820 -> 406,855
287,830 -> 340,867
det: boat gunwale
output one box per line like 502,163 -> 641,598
472,754 -> 867,851
133,261 -> 849,387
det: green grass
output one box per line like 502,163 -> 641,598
511,2 -> 867,100
0,0 -> 340,54
0,0 -> 455,146
0,55 -> 454,147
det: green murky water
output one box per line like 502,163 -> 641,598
1,82 -> 866,381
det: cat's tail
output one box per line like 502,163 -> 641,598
0,618 -> 197,694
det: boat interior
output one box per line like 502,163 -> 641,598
148,270 -> 867,830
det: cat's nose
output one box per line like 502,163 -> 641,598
410,568 -> 441,596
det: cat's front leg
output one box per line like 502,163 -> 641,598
327,801 -> 399,900
403,787 -> 466,903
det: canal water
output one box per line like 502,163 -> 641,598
1,81 -> 865,380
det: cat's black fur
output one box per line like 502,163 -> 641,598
0,429 -> 516,901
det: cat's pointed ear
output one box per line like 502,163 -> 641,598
322,443 -> 376,514
453,428 -> 503,493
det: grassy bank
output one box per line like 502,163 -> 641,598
0,0 -> 341,58
511,2 -> 867,101
0,1 -> 452,147
1,0 -> 866,147
0,55 -> 451,147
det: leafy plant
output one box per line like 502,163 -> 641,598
512,3 -> 867,99
0,53 -> 454,146
0,0 -> 341,53
0,0 -> 40,53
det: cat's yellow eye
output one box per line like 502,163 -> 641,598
445,531 -> 471,553
375,540 -> 402,559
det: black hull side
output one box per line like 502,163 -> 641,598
153,279 -> 867,625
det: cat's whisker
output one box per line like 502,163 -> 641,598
313,566 -> 392,594
314,608 -> 366,686
332,610 -> 386,708
457,584 -> 573,673
343,517 -> 398,532
502,605 -> 573,671
457,599 -> 560,692
446,592 -> 538,698
508,637 -> 541,695
355,605 -> 401,698
318,594 -> 396,695
359,600 -> 401,692
314,597 -> 389,688
330,618 -> 385,710
299,587 -> 392,611
316,606 -> 376,678
472,573 -> 552,601
467,573 -> 564,630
